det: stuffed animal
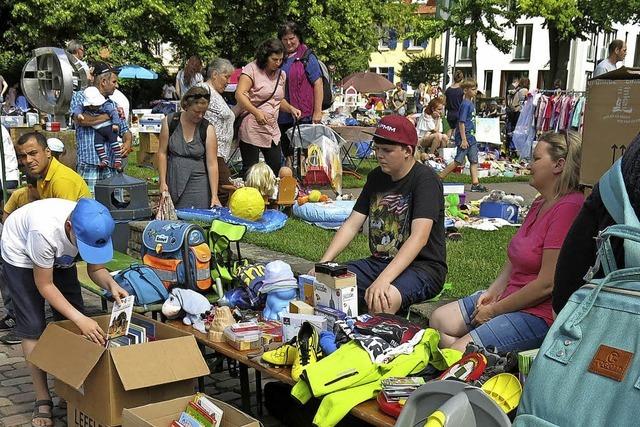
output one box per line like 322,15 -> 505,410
445,194 -> 467,220
162,288 -> 212,333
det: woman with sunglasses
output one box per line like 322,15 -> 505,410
158,86 -> 221,209
430,132 -> 584,353
236,38 -> 301,177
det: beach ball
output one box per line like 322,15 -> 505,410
229,187 -> 265,221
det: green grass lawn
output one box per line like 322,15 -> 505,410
244,218 -> 516,299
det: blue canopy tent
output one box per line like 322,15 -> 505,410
117,65 -> 158,80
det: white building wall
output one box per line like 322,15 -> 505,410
442,18 -> 640,96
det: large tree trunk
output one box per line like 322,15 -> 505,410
471,31 -> 478,80
547,24 -> 571,89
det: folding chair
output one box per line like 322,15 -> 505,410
226,145 -> 243,178
209,220 -> 248,292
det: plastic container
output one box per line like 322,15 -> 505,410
223,326 -> 262,351
479,201 -> 519,223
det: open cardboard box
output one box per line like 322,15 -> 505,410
580,67 -> 640,187
122,394 -> 260,427
29,314 -> 210,426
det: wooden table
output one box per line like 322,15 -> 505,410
166,320 -> 395,427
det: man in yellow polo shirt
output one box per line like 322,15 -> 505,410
15,132 -> 90,200
0,132 -> 91,345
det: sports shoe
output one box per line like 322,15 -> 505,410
291,322 -> 321,382
0,332 -> 21,345
0,315 -> 16,330
470,183 -> 488,193
262,343 -> 296,366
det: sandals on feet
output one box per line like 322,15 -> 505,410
32,399 -> 53,427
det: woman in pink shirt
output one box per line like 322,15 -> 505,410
430,132 -> 584,353
235,39 -> 301,177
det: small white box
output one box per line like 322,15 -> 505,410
443,182 -> 465,195
281,313 -> 327,342
0,116 -> 24,127
314,280 -> 358,317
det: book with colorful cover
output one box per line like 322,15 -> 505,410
131,316 -> 156,340
128,323 -> 147,344
185,401 -> 214,427
106,296 -> 135,344
177,412 -> 204,427
192,393 -> 223,427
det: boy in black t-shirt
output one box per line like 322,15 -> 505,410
312,115 -> 447,314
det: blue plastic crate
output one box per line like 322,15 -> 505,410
479,201 -> 519,223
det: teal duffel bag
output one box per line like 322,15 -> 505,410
514,224 -> 640,426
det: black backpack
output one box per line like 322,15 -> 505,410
300,49 -> 334,111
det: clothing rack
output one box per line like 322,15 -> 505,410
536,89 -> 586,95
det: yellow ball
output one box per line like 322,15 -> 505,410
229,187 -> 265,221
309,190 -> 322,202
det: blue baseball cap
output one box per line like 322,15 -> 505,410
71,198 -> 115,264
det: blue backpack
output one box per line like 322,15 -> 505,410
110,264 -> 169,305
514,160 -> 640,426
141,220 -> 212,293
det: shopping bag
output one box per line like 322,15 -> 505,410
156,190 -> 178,220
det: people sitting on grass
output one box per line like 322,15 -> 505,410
553,133 -> 640,314
311,115 -> 447,315
430,131 -> 584,353
439,78 -> 488,193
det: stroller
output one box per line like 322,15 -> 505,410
286,123 -> 346,194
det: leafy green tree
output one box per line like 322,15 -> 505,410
519,0 -> 640,88
399,54 -> 444,88
440,0 -> 517,79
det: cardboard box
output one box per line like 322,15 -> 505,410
289,300 -> 315,315
281,313 -> 327,342
30,314 -> 209,426
122,394 -> 260,427
298,274 -> 315,306
139,114 -> 164,134
314,304 -> 347,331
315,271 -> 356,290
139,133 -> 160,153
137,149 -> 158,169
0,115 -> 25,127
313,281 -> 358,317
443,183 -> 465,195
580,67 -> 640,187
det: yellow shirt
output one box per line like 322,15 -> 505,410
3,187 -> 30,215
38,157 -> 91,201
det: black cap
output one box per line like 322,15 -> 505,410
91,61 -> 116,76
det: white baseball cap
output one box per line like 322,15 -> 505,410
47,138 -> 65,153
83,86 -> 107,107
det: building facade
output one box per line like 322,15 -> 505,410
441,18 -> 640,97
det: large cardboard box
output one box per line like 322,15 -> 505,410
29,315 -> 209,426
139,133 -> 160,153
580,67 -> 640,187
122,394 -> 260,427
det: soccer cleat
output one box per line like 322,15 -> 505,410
291,322 -> 321,382
262,343 -> 296,366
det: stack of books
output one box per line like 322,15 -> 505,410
172,393 -> 223,427
106,296 -> 157,347
381,377 -> 425,402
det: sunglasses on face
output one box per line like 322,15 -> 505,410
185,93 -> 211,101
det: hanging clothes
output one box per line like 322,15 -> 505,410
512,93 -> 537,159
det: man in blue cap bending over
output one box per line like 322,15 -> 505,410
0,198 -> 128,427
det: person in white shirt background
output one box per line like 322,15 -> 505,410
593,39 -> 627,77
416,98 -> 449,156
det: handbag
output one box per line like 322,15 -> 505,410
514,225 -> 640,426
233,70 -> 282,141
109,264 -> 169,305
156,190 -> 178,220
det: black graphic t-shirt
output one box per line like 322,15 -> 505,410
353,162 -> 447,287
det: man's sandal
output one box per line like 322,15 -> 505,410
32,399 -> 53,427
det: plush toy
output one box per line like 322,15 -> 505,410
162,288 -> 212,333
229,186 -> 265,221
246,161 -> 276,198
445,194 -> 467,220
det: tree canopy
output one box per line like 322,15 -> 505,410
0,0 -> 422,82
398,54 -> 444,88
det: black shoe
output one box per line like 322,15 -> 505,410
0,332 -> 21,345
470,184 -> 488,193
0,315 -> 16,330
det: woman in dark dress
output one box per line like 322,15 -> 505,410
158,86 -> 221,209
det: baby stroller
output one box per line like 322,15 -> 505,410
286,123 -> 346,194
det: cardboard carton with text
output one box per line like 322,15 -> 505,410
29,314 -> 209,426
580,67 -> 640,187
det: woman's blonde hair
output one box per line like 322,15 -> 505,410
539,131 -> 582,197
180,86 -> 210,110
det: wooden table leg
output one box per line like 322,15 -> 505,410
239,363 -> 251,414
255,370 -> 262,416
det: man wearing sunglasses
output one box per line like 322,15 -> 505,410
70,61 -> 132,193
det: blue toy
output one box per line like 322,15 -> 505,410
263,288 -> 298,321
